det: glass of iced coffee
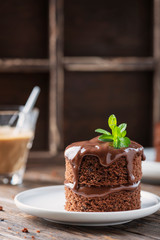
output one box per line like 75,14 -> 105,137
0,106 -> 39,185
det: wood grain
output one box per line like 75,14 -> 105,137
56,0 -> 65,151
49,0 -> 59,155
0,164 -> 160,240
64,57 -> 155,72
0,59 -> 49,72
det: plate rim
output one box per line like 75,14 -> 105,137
43,218 -> 132,226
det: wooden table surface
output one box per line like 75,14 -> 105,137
0,163 -> 160,240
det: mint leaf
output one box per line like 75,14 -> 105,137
118,123 -> 127,133
95,114 -> 130,148
121,130 -> 126,137
95,128 -> 111,135
113,138 -> 120,149
99,134 -> 113,142
119,137 -> 131,148
112,126 -> 121,140
108,114 -> 117,130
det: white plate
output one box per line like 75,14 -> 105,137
142,148 -> 160,181
14,185 -> 160,226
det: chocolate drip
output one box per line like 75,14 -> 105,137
65,137 -> 145,193
65,181 -> 140,198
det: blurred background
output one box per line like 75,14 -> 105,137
0,0 -> 157,164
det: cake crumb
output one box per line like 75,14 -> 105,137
22,228 -> 29,233
0,206 -> 3,211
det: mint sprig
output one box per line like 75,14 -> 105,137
95,114 -> 131,149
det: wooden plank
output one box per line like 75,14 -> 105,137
0,59 -> 49,72
63,57 -> 155,72
153,0 -> 160,124
56,0 -> 64,151
49,0 -> 59,155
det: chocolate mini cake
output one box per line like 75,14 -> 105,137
64,115 -> 145,212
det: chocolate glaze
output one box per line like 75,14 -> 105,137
65,181 -> 140,198
65,137 -> 145,195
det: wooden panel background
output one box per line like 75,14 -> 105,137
0,0 -> 48,58
0,0 -> 156,161
64,0 -> 153,57
0,73 -> 49,151
64,71 -> 153,148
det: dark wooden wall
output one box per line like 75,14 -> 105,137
0,0 -> 49,153
64,0 -> 153,57
0,0 -> 48,58
63,0 -> 153,148
0,0 -> 155,159
64,71 -> 153,147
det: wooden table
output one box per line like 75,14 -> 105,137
0,164 -> 160,240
